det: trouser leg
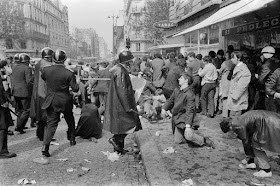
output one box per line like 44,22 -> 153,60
43,108 -> 60,145
184,127 -> 204,146
207,85 -> 216,116
37,121 -> 46,140
214,86 -> 219,112
174,127 -> 186,144
222,98 -> 229,118
16,97 -> 31,131
0,130 -> 8,153
63,109 -> 76,141
200,84 -> 208,114
253,147 -> 270,170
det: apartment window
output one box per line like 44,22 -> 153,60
199,28 -> 208,45
136,43 -> 140,51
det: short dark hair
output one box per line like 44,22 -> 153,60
220,118 -> 232,133
196,54 -> 202,60
180,72 -> 193,85
217,49 -> 224,56
208,51 -> 216,58
177,58 -> 186,68
0,60 -> 8,68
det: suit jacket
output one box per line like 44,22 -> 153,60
41,64 -> 79,112
30,59 -> 52,121
103,64 -> 142,134
11,63 -> 33,97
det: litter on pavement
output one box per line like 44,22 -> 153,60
78,167 -> 91,177
50,141 -> 59,146
56,158 -> 68,162
66,168 -> 77,172
84,159 -> 91,163
33,157 -> 49,165
163,147 -> 175,154
155,131 -> 161,136
17,178 -> 36,185
182,178 -> 194,186
101,151 -> 119,162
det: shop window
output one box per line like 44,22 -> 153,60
190,31 -> 198,46
184,33 -> 191,47
209,25 -> 219,44
136,43 -> 141,51
199,28 -> 208,45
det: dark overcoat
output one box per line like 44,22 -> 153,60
41,64 -> 79,112
103,64 -> 142,134
0,77 -> 14,130
93,69 -> 110,93
232,110 -> 280,153
30,59 -> 52,121
11,63 -> 33,98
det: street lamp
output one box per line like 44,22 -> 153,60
107,15 -> 119,56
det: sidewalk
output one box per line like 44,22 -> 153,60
136,114 -> 280,186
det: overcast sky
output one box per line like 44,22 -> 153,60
61,0 -> 124,52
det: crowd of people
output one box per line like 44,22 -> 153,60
0,44 -> 280,178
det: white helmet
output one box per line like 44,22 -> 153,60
261,46 -> 275,59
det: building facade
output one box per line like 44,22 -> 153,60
123,0 -> 153,57
3,0 -> 69,57
153,0 -> 279,57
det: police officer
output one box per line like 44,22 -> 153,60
30,47 -> 53,141
41,49 -> 79,157
11,53 -> 33,133
103,49 -> 142,154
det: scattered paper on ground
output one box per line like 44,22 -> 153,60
101,151 -> 119,162
50,141 -> 59,146
33,157 -> 49,165
81,167 -> 91,172
163,147 -> 175,154
182,179 -> 193,186
56,158 -> 68,162
84,159 -> 91,163
17,178 -> 36,185
66,168 -> 77,172
155,131 -> 161,136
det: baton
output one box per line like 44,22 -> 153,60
8,108 -> 18,117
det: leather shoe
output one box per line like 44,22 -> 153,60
204,137 -> 215,149
7,130 -> 14,135
15,128 -> 26,134
42,145 -> 50,157
70,140 -> 76,146
0,152 -> 17,158
108,138 -> 122,152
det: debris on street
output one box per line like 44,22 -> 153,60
50,141 -> 59,146
182,178 -> 193,186
66,168 -> 77,172
17,178 -> 36,185
84,159 -> 91,163
33,157 -> 49,165
78,167 -> 91,177
56,158 -> 68,162
101,151 -> 119,162
163,147 -> 175,154
155,131 -> 161,136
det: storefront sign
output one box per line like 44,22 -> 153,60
222,16 -> 280,36
153,20 -> 177,29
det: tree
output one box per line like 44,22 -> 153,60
0,0 -> 26,49
143,0 -> 170,45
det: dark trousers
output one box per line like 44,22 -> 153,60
37,121 -> 47,141
0,130 -> 8,154
14,97 -> 31,131
190,76 -> 201,109
200,83 -> 216,116
43,106 -> 76,145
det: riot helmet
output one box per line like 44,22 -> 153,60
261,46 -> 275,59
53,49 -> 67,64
41,47 -> 54,60
19,53 -> 30,63
14,53 -> 20,63
118,49 -> 134,64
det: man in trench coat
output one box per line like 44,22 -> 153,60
30,47 -> 53,141
103,49 -> 142,154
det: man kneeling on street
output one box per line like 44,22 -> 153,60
220,110 -> 280,178
161,72 -> 215,148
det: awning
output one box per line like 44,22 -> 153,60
148,43 -> 185,51
173,0 -> 274,37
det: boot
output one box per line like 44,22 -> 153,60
0,130 -> 16,158
108,138 -> 122,153
41,144 -> 50,157
70,139 -> 76,146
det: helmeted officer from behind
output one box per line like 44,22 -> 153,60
11,53 -> 33,134
30,47 -> 53,141
104,49 -> 142,154
41,49 -> 79,157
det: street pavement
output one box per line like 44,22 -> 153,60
0,108 -> 148,186
136,114 -> 280,186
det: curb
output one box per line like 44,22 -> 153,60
135,129 -> 175,186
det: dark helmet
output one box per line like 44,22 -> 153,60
41,47 -> 54,60
19,53 -> 30,63
118,49 -> 134,63
53,49 -> 67,63
14,53 -> 20,62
